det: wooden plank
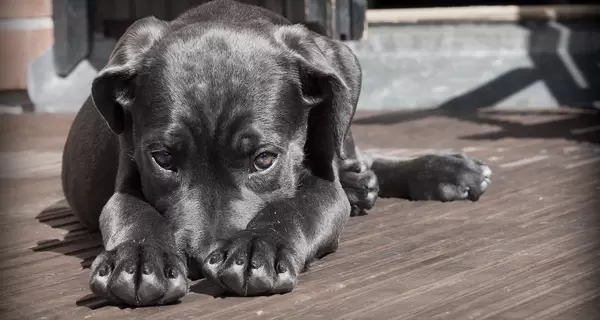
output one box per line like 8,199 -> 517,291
0,109 -> 598,319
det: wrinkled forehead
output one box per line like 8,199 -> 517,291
133,26 -> 303,145
140,27 -> 291,101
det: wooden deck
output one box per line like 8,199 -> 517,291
1,109 -> 599,319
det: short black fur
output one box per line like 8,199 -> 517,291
62,0 -> 492,307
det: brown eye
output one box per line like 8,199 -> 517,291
253,152 -> 277,171
152,151 -> 173,170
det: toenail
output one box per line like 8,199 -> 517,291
235,258 -> 245,266
367,177 -> 377,189
98,265 -> 110,277
166,268 -> 177,279
367,192 -> 376,202
125,265 -> 136,274
209,254 -> 222,264
481,166 -> 492,177
276,262 -> 287,274
251,260 -> 262,269
142,265 -> 152,275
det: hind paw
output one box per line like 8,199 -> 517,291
339,159 -> 379,216
406,153 -> 492,202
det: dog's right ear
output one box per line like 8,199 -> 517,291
91,17 -> 169,135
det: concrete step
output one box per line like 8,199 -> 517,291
347,19 -> 600,111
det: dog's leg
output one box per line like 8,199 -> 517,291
203,175 -> 349,296
87,160 -> 189,307
365,151 -> 492,202
338,128 -> 492,205
62,100 -> 188,306
61,99 -> 119,231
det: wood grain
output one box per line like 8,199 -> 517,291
0,109 -> 598,319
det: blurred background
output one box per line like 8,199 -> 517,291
0,0 -> 598,114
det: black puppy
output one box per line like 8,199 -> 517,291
61,0 -> 491,307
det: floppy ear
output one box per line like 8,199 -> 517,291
274,25 -> 358,180
91,17 -> 169,135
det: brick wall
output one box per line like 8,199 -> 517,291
0,0 -> 54,90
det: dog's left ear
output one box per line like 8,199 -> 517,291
274,25 -> 358,180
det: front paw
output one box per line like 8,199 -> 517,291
203,230 -> 300,296
409,153 -> 492,202
89,241 -> 188,307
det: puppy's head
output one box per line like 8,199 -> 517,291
91,17 -> 356,241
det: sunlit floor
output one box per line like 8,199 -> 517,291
1,108 -> 599,319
